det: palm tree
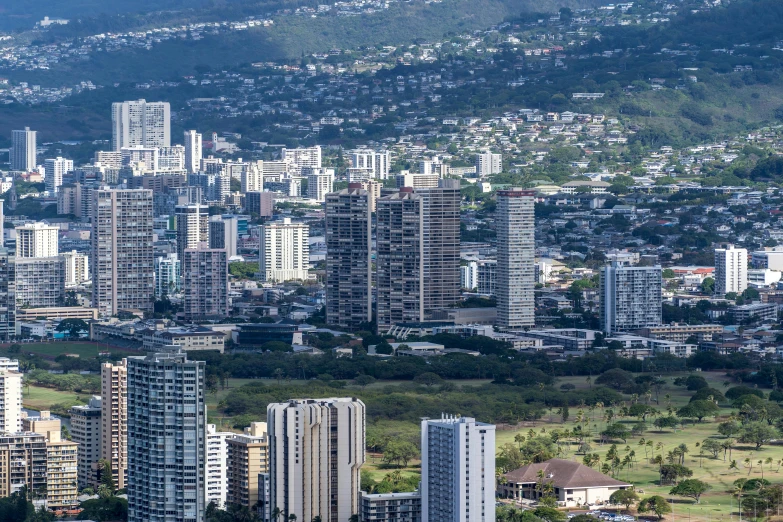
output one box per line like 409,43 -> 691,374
677,443 -> 689,465
744,458 -> 753,476
729,460 -> 739,473
289,514 -> 298,522
272,507 -> 282,522
313,516 -> 322,522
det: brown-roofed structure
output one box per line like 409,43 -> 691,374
498,459 -> 632,507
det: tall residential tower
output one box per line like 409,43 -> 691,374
496,189 -> 535,330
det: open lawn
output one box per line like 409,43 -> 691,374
497,371 -> 780,521
1,341 -> 143,359
23,384 -> 86,411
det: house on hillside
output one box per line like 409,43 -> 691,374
498,459 -> 632,507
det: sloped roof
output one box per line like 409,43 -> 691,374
504,459 -> 632,489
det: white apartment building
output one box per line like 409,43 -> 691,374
421,415 -> 496,522
241,162 -> 264,193
475,152 -> 502,177
184,130 -> 203,174
259,218 -> 309,282
751,249 -> 783,271
154,253 -> 181,297
11,127 -> 36,172
0,365 -> 22,433
305,168 -> 334,202
176,204 -> 210,264
281,145 -> 322,175
350,149 -> 391,179
461,261 -> 478,290
15,222 -> 58,258
126,351 -> 206,522
396,172 -> 440,189
44,157 -> 74,193
112,99 -> 171,151
267,398 -> 366,522
62,250 -> 90,286
70,396 -> 102,489
206,424 -> 232,508
715,245 -> 748,295
496,190 -> 535,329
600,262 -> 663,334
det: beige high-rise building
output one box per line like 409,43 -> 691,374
92,189 -> 154,317
46,439 -> 79,510
496,189 -> 536,330
62,250 -> 90,286
268,398 -> 365,522
226,422 -> 268,508
15,222 -> 58,258
0,433 -> 47,499
325,185 -> 372,330
71,396 -> 102,489
101,360 -> 128,490
259,218 -> 309,282
0,364 -> 22,433
176,204 -> 210,265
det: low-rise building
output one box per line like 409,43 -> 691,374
360,491 -> 422,522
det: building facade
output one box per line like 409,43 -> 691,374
421,415 -> 496,522
715,245 -> 748,296
44,157 -> 74,194
92,189 -> 154,316
475,152 -> 502,177
325,185 -> 372,330
208,215 -> 239,259
62,250 -> 90,286
112,100 -> 171,150
11,127 -> 37,172
126,351 -> 206,522
15,257 -> 66,308
268,398 -> 366,522
496,189 -> 535,330
101,360 -> 128,490
0,249 -> 16,341
226,422 -> 268,509
15,222 -> 58,258
360,491 -> 422,522
71,396 -> 102,489
182,247 -> 229,321
259,218 -> 309,282
176,204 -> 210,267
0,365 -> 22,433
155,253 -> 181,297
184,130 -> 203,174
0,433 -> 47,500
206,424 -> 232,508
305,168 -> 334,202
600,262 -> 663,334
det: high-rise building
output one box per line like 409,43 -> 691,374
281,145 -> 321,175
46,438 -> 79,511
127,351 -> 206,522
92,189 -> 154,316
176,204 -> 210,265
0,363 -> 22,433
44,157 -> 74,193
0,248 -> 16,341
182,247 -> 229,321
101,360 -> 128,490
241,163 -> 264,193
209,215 -> 239,259
477,260 -> 497,296
71,396 -> 102,489
305,168 -> 334,202
475,152 -> 502,177
206,424 -> 232,509
245,191 -> 275,217
421,415 -> 496,522
461,261 -> 478,290
325,185 -> 372,330
715,244 -> 748,296
0,433 -> 47,499
112,100 -> 171,151
267,398 -> 365,522
359,180 -> 381,213
62,250 -> 90,286
496,189 -> 535,330
350,149 -> 391,179
15,256 -> 66,308
375,181 -> 460,332
259,218 -> 309,282
155,253 -> 181,297
226,422 -> 268,509
184,130 -> 203,174
599,262 -> 662,334
10,127 -> 37,172
15,222 -> 58,258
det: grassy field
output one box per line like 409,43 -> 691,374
496,371 -> 779,521
1,341 -> 143,359
22,384 -> 86,411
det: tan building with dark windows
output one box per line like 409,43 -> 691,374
101,360 -> 127,490
226,422 -> 268,508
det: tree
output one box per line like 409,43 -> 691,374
609,489 -> 640,511
700,438 -> 722,459
595,369 -> 635,391
628,403 -> 657,421
654,416 -> 680,431
638,495 -> 672,520
381,440 -> 419,468
739,422 -> 779,449
98,459 -> 115,494
532,506 -> 566,522
353,375 -> 376,389
519,436 -> 557,464
601,423 -> 630,443
718,420 -> 742,438
669,479 -> 711,503
78,496 -> 128,521
701,277 -> 715,294
677,400 -> 720,423
55,319 -> 89,338
659,464 -> 692,485
413,372 -> 443,387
